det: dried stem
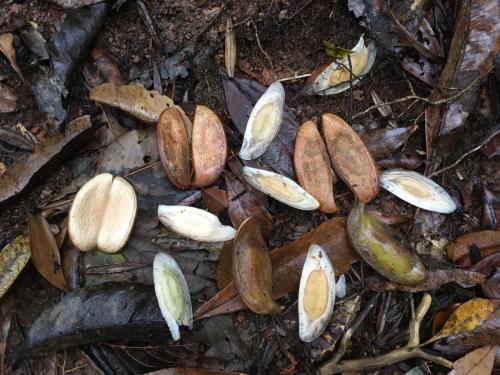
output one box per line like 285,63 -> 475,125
319,293 -> 453,374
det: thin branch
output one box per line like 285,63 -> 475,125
251,19 -> 276,80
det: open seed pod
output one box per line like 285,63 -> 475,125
347,202 -> 426,286
293,120 -> 338,213
158,205 -> 236,242
298,244 -> 336,342
157,105 -> 227,189
322,113 -> 379,203
68,173 -> 137,253
380,169 -> 457,214
233,216 -> 281,314
239,81 -> 285,160
303,35 -> 376,96
242,166 -> 319,210
153,252 -> 193,341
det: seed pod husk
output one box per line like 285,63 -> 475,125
347,202 -> 426,285
293,120 -> 338,213
68,173 -> 137,253
239,82 -> 285,160
242,166 -> 319,210
233,217 -> 281,314
303,35 -> 376,96
153,252 -> 192,341
322,113 -> 379,203
158,205 -> 236,242
298,244 -> 336,342
380,169 -> 457,214
225,18 -> 236,78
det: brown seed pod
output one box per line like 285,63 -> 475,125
157,106 -> 227,189
293,120 -> 338,213
233,216 -> 281,315
322,113 -> 379,202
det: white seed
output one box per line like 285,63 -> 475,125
298,244 -> 336,342
158,205 -> 236,242
380,169 -> 457,214
335,274 -> 346,299
153,252 -> 192,341
242,166 -> 319,210
239,82 -> 285,160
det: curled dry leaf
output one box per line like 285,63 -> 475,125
68,173 -> 137,253
0,33 -> 26,84
0,83 -> 17,113
322,113 -> 379,202
0,236 -> 30,299
239,81 -> 285,160
303,35 -> 376,96
449,345 -> 497,375
224,18 -> 236,78
158,205 -> 236,242
380,169 -> 457,214
153,252 -> 193,341
446,230 -> 500,266
293,121 -> 337,213
347,202 -> 426,285
28,213 -> 68,291
242,166 -> 319,210
233,217 -> 281,314
298,244 -> 336,342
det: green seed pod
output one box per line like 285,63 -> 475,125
347,202 -> 426,285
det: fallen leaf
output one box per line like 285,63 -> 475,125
446,308 -> 500,349
10,13 -> 48,60
0,116 -> 95,204
0,236 -> 30,299
482,134 -> 500,158
195,217 -> 359,319
0,83 -> 17,113
0,33 -> 25,84
401,56 -> 440,86
433,303 -> 461,335
483,188 -> 499,228
217,240 -> 233,289
471,252 -> 500,276
449,345 -> 497,375
446,230 -> 500,266
46,0 -> 109,8
146,368 -> 247,375
28,213 -> 68,291
359,125 -> 417,160
202,187 -> 228,215
426,298 -> 495,344
0,128 -> 35,151
90,48 -> 124,85
225,18 -> 236,78
482,268 -> 500,299
377,154 -> 423,170
0,297 -> 14,373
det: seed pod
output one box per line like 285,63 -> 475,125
242,166 -> 319,210
158,106 -> 227,189
303,35 -> 376,96
239,82 -> 285,160
233,217 -> 281,314
158,205 -> 236,242
322,113 -> 379,202
347,202 -> 426,285
225,18 -> 236,78
294,120 -> 338,213
153,252 -> 192,341
68,173 -> 137,253
298,244 -> 336,342
380,169 -> 457,214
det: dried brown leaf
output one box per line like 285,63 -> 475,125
449,345 -> 497,375
217,240 -> 233,289
0,83 -> 17,113
447,230 -> 500,265
90,49 -> 124,85
202,187 -> 228,215
0,33 -> 26,84
360,126 -> 417,160
224,18 -> 236,78
145,368 -> 247,375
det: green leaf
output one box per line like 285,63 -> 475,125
323,40 -> 354,59
0,235 -> 30,299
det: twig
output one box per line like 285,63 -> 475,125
123,161 -> 160,177
136,0 -> 163,52
278,73 -> 311,82
430,125 -> 500,177
319,294 -> 453,374
176,191 -> 202,206
347,55 -> 353,125
192,4 -> 227,43
279,0 -> 315,26
251,19 -> 276,81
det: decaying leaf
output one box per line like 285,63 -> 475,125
146,368 -> 247,375
427,298 -> 495,344
196,218 -> 358,319
90,48 -> 124,85
0,33 -> 25,84
0,128 -> 35,151
322,113 -> 379,202
202,187 -> 228,215
217,240 -> 234,289
0,83 -> 17,113
446,230 -> 500,266
446,308 -> 500,348
0,236 -> 30,299
233,217 -> 281,314
293,121 -> 338,213
449,345 -> 497,375
28,213 -> 68,291
0,116 -> 95,204
359,125 -> 417,160
225,18 -> 236,78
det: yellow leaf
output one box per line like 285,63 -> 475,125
0,235 -> 30,299
426,298 -> 494,344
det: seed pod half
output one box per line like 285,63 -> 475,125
239,82 -> 285,160
68,173 -> 137,253
225,18 -> 236,78
158,205 -> 236,242
153,252 -> 193,341
242,166 -> 319,210
322,113 -> 379,203
298,244 -> 336,342
294,121 -> 338,213
380,169 -> 457,214
347,202 -> 426,285
303,35 -> 376,96
233,217 -> 281,314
